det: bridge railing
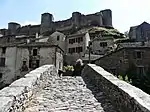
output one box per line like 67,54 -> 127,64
0,65 -> 57,112
82,64 -> 150,112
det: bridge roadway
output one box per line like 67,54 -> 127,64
24,76 -> 118,112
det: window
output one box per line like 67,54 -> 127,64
36,60 -> 40,68
0,73 -> 2,79
21,61 -> 28,72
2,47 -> 6,54
69,39 -> 75,44
68,48 -> 75,53
137,67 -> 145,75
135,51 -> 142,59
100,42 -> 107,47
7,38 -> 10,43
76,47 -> 83,53
29,60 -> 32,68
33,49 -> 37,56
57,36 -> 60,41
0,58 -> 5,67
23,61 -> 26,65
75,37 -> 83,43
80,37 -> 83,42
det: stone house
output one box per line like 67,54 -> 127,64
0,43 -> 63,88
129,22 -> 150,42
38,31 -> 66,52
93,42 -> 150,76
65,32 -> 90,65
91,35 -> 116,55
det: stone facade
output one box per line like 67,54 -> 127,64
93,43 -> 150,76
129,22 -> 150,42
91,35 -> 116,55
65,32 -> 90,65
0,65 -> 57,112
0,64 -> 150,111
38,31 -> 66,51
82,64 -> 150,112
0,9 -> 112,37
0,44 -> 63,88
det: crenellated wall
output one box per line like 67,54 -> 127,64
82,64 -> 150,112
0,65 -> 57,112
5,9 -> 112,36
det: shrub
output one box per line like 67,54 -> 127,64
63,65 -> 74,72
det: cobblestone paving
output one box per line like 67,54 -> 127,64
24,76 -> 118,112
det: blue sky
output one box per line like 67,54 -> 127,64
0,0 -> 150,33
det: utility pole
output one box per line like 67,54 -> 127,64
88,41 -> 92,63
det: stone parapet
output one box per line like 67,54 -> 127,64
0,65 -> 57,112
82,64 -> 150,112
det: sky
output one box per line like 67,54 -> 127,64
0,0 -> 150,33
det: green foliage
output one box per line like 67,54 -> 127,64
63,65 -> 74,72
89,27 -> 124,38
118,62 -> 150,94
118,75 -> 132,84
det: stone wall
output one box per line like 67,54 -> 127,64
82,64 -> 150,112
94,47 -> 150,76
0,65 -> 57,112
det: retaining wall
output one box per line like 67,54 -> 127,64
82,64 -> 150,112
0,65 -> 57,112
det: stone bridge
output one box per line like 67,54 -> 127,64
0,64 -> 150,112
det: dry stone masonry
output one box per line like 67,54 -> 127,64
82,64 -> 150,112
24,76 -> 117,112
0,64 -> 150,112
0,65 -> 57,112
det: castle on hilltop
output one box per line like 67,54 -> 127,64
0,9 -> 112,36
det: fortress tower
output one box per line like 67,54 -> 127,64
72,12 -> 82,28
40,13 -> 54,34
100,9 -> 112,27
8,22 -> 21,35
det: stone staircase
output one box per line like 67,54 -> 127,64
24,76 -> 117,112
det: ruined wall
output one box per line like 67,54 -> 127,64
54,19 -> 72,30
1,9 -> 112,37
82,64 -> 150,112
29,25 -> 40,35
0,65 -> 57,112
16,25 -> 40,36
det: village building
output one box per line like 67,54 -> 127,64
93,42 -> 150,76
129,22 -> 150,42
65,32 -> 90,65
0,43 -> 63,88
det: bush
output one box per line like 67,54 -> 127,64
63,65 -> 74,72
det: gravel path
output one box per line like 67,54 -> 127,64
24,76 -> 118,112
